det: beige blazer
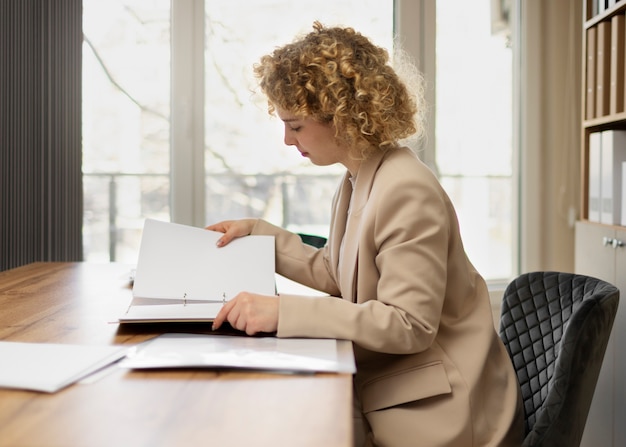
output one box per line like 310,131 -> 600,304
252,147 -> 524,447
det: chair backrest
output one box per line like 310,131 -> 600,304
499,271 -> 619,447
298,233 -> 327,249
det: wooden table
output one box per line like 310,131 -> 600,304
0,262 -> 353,447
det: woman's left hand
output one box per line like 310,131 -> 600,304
212,292 -> 279,335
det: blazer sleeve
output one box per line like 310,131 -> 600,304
251,219 -> 341,296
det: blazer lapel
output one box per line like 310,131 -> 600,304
336,151 -> 386,302
329,173 -> 352,281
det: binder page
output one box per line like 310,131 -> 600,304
132,219 -> 276,301
119,300 -> 224,322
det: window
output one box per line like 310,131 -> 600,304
82,0 -> 392,263
82,0 -> 517,282
435,0 -> 515,281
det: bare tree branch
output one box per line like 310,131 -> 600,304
83,34 -> 168,121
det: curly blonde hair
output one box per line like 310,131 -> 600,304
253,21 -> 423,160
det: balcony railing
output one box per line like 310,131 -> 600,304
82,172 -> 340,262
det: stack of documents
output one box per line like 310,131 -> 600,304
121,333 -> 356,374
0,341 -> 128,393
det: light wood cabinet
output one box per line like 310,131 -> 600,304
575,221 -> 626,446
578,2 -> 626,445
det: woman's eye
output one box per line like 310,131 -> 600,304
290,126 -> 301,132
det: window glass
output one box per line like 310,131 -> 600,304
436,0 -> 513,280
82,0 -> 170,262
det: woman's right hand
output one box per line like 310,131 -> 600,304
205,218 -> 258,247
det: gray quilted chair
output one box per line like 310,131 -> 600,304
499,271 -> 619,447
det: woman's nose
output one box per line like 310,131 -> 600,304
284,128 -> 296,146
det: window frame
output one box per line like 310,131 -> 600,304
171,0 -> 206,227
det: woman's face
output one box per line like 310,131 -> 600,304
276,107 -> 358,174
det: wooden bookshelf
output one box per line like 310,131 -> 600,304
581,0 -> 626,222
577,2 -> 626,446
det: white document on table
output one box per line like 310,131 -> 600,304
120,333 -> 356,374
119,219 -> 275,323
0,341 -> 128,393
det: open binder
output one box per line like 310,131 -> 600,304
119,219 -> 275,323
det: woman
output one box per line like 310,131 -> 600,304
208,22 -> 523,447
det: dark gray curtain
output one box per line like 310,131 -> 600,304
0,0 -> 83,271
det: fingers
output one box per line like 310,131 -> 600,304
205,219 -> 257,247
205,220 -> 238,247
216,230 -> 237,247
205,220 -> 234,234
211,293 -> 278,335
211,296 -> 238,330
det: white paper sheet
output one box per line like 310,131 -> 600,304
0,341 -> 128,393
120,333 -> 356,374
